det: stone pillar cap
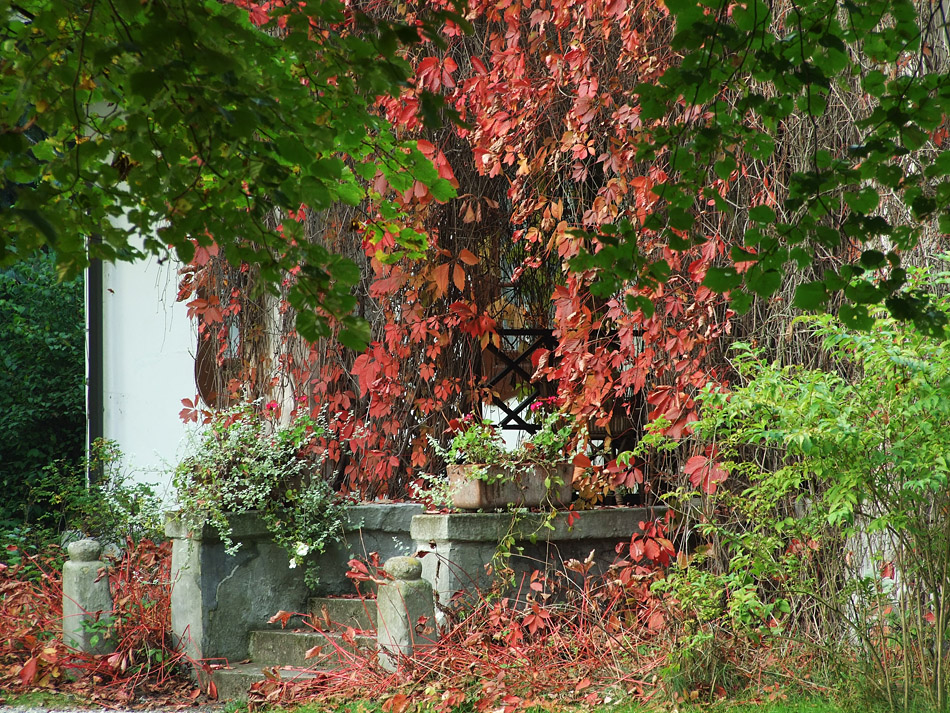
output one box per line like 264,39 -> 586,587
67,538 -> 102,562
384,556 -> 422,580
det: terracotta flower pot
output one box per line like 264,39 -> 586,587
447,462 -> 573,510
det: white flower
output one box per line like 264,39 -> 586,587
288,558 -> 298,569
295,542 -> 310,557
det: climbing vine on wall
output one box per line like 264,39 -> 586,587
183,0 -> 949,502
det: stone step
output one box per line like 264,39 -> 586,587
307,596 -> 376,631
250,628 -> 376,669
210,663 -> 325,701
211,629 -> 379,700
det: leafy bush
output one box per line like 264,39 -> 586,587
0,251 -> 85,529
652,276 -> 950,709
0,440 -> 166,563
174,402 -> 345,587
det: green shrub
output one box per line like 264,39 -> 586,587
649,277 -> 950,710
0,251 -> 85,529
0,440 -> 165,556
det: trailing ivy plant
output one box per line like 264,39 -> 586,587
174,402 -> 344,587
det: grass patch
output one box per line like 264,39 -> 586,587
705,700 -> 843,713
0,690 -> 93,709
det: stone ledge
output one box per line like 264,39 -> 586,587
165,511 -> 271,541
345,503 -> 423,532
410,506 -> 667,543
166,502 -> 424,542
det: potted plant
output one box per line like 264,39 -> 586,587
436,408 -> 577,510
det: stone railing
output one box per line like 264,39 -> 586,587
165,503 -> 422,663
166,503 -> 665,663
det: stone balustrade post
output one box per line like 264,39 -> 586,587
62,539 -> 115,655
376,556 -> 436,672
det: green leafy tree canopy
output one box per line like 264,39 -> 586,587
1,0 -> 461,347
573,0 -> 950,335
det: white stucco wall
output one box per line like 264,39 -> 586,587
100,256 -> 196,496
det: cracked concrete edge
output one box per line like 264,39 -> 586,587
410,506 -> 668,543
165,503 -> 425,542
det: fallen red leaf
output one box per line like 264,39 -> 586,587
18,657 -> 37,686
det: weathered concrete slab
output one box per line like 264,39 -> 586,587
308,597 -> 375,631
210,662 -> 324,700
319,503 -> 423,595
167,517 -> 310,665
411,507 -> 667,609
412,507 -> 660,542
249,628 -> 374,668
376,557 -> 435,671
62,539 -> 115,655
167,503 -> 422,663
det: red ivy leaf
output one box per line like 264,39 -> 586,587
572,453 -> 592,468
431,263 -> 450,299
267,610 -> 294,628
684,455 -> 728,494
458,248 -> 479,265
18,657 -> 37,686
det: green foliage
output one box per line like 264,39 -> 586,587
174,402 -> 345,587
572,0 -> 950,335
0,250 -> 84,527
652,546 -> 794,693
0,692 -> 91,709
524,411 -> 577,464
0,443 -> 164,589
440,418 -> 505,466
0,440 -> 165,573
28,440 -> 164,542
0,0 -> 463,347
432,411 -> 578,483
657,266 -> 950,709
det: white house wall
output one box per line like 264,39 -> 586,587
101,256 -> 195,496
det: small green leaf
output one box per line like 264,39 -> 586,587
669,207 -> 694,231
859,250 -> 886,268
129,70 -> 165,102
327,257 -> 361,286
748,204 -> 776,223
730,290 -> 754,314
30,141 -> 59,162
625,294 -> 656,317
295,310 -> 330,343
14,209 -> 58,245
746,266 -> 782,297
429,178 -> 457,202
844,187 -> 880,215
839,302 -> 875,330
794,281 -> 828,310
703,266 -> 742,292
339,318 -> 371,351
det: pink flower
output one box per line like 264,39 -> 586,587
265,401 -> 279,412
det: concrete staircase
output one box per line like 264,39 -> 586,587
210,597 -> 377,699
